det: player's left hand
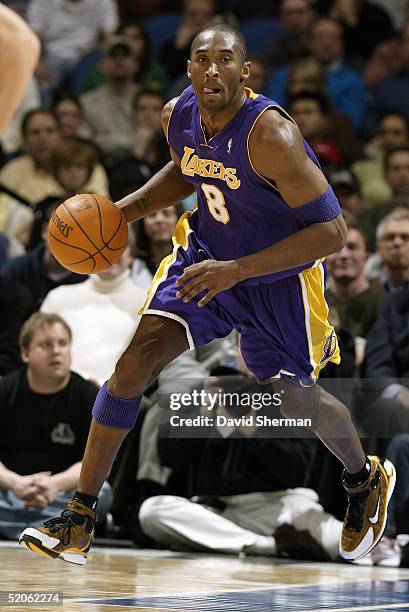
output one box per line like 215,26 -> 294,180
176,259 -> 240,307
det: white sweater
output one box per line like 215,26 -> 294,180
41,270 -> 146,385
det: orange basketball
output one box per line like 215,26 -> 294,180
48,194 -> 128,274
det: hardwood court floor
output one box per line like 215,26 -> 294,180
2,542 -> 409,611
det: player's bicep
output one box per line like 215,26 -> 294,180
251,113 -> 328,207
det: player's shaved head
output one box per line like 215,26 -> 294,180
190,24 -> 248,63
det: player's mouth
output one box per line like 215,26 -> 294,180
203,86 -> 222,97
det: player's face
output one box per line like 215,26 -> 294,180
188,32 -> 249,113
326,228 -> 368,281
21,323 -> 71,385
143,207 -> 178,243
378,219 -> 409,270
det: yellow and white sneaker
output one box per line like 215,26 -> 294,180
18,499 -> 95,565
340,456 -> 396,561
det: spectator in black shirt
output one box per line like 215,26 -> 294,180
0,312 -> 111,539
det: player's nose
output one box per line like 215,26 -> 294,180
206,62 -> 219,77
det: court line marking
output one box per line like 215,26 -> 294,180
298,604 -> 409,612
66,577 -> 409,605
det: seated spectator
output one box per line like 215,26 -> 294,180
354,282 -> 409,485
77,19 -> 169,96
159,0 -> 217,80
329,168 -> 363,215
359,145 -> 409,251
264,0 -> 315,71
41,246 -> 146,386
365,210 -> 409,290
0,109 -> 108,206
325,0 -> 394,67
79,36 -> 140,166
131,206 -> 179,289
363,38 -> 403,89
288,91 -> 360,165
28,138 -> 100,250
108,158 -> 153,202
0,209 -> 87,309
353,112 -> 409,207
0,191 -> 34,253
267,17 -> 366,130
128,90 -> 169,173
245,54 -> 269,96
365,19 -> 409,138
0,275 -> 33,377
325,218 -> 384,364
52,95 -> 92,140
27,0 -> 118,102
0,312 -> 111,540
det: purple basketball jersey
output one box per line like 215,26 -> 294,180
167,85 -> 322,285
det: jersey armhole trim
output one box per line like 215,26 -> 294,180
246,104 -> 297,192
165,101 -> 176,144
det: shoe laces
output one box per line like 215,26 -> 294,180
43,510 -> 85,546
345,489 -> 370,532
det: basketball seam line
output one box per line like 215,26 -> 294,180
62,200 -> 112,267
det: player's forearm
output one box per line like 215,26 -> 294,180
0,5 -> 40,134
235,218 -> 345,281
116,161 -> 194,222
51,462 -> 82,492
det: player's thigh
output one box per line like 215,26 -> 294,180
114,314 -> 189,389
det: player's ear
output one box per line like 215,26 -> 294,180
240,61 -> 251,83
187,59 -> 192,79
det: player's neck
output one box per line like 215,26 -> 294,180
199,90 -> 246,140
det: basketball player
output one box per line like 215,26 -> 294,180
20,24 -> 395,565
0,5 -> 40,135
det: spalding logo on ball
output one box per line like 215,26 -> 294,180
48,194 -> 128,274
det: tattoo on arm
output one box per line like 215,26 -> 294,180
136,195 -> 150,216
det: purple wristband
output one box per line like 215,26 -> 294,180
291,186 -> 341,225
92,382 -> 141,429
